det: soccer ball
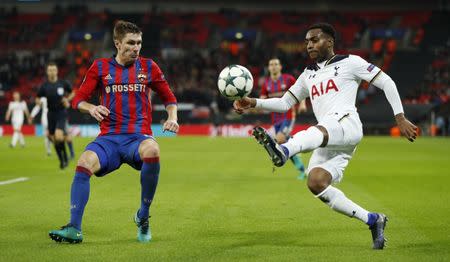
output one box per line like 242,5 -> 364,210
217,65 -> 253,100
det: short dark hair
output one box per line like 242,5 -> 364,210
113,20 -> 142,41
307,23 -> 336,40
46,61 -> 57,68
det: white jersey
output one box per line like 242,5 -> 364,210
8,101 -> 28,123
288,54 -> 381,122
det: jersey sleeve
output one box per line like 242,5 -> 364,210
150,61 -> 177,106
71,61 -> 99,109
260,80 -> 268,97
349,55 -> 382,83
287,72 -> 309,102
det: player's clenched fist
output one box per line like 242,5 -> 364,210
89,105 -> 110,122
163,119 -> 179,133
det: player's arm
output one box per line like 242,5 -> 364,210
234,74 -> 309,114
298,99 -> 307,113
371,71 -> 417,141
150,61 -> 179,133
23,103 -> 32,124
351,55 -> 417,142
62,81 -> 75,108
30,98 -> 41,120
72,61 -> 110,122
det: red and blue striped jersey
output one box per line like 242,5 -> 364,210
260,73 -> 297,124
72,56 -> 177,136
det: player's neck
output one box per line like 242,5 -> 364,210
48,78 -> 57,83
115,55 -> 134,67
270,73 -> 281,80
317,52 -> 335,64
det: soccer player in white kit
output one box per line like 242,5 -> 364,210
233,23 -> 418,249
31,97 -> 52,155
5,92 -> 31,148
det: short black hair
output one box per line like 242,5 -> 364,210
46,61 -> 58,68
307,23 -> 336,40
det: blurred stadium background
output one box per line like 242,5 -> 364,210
0,1 -> 449,261
0,0 -> 448,137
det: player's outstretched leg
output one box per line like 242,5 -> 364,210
134,150 -> 160,243
49,166 -> 91,244
252,126 -> 288,167
308,168 -> 387,249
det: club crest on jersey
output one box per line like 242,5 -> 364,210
311,79 -> 339,100
138,73 -> 147,83
57,87 -> 64,96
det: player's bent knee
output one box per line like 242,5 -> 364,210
77,151 -> 101,174
139,139 -> 160,158
275,133 -> 287,143
307,168 -> 332,195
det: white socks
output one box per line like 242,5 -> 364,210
11,131 -> 19,146
18,133 -> 25,146
45,136 -> 52,154
282,126 -> 324,157
11,131 -> 25,147
316,185 -> 369,224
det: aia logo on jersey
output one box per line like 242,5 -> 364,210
138,73 -> 147,83
311,79 -> 339,100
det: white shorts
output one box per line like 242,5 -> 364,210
307,112 -> 363,183
12,118 -> 24,130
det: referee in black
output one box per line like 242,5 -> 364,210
36,62 -> 74,169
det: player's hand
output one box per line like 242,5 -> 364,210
163,119 -> 179,133
62,97 -> 70,108
233,97 -> 255,114
89,105 -> 110,122
395,113 -> 418,142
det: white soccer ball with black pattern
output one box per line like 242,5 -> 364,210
217,65 -> 253,100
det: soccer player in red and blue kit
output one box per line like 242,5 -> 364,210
49,20 -> 179,244
261,58 -> 307,179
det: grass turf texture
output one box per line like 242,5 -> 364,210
0,136 -> 449,261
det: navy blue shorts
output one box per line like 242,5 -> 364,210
273,120 -> 294,137
85,133 -> 155,177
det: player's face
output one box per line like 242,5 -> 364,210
305,29 -> 333,62
116,33 -> 142,64
13,92 -> 20,101
46,65 -> 58,81
268,59 -> 282,76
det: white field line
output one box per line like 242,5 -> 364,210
0,177 -> 29,186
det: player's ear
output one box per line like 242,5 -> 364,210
114,39 -> 120,50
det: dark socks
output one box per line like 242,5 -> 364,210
138,157 -> 160,219
70,166 -> 92,231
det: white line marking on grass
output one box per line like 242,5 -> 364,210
0,177 -> 29,186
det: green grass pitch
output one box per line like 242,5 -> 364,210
0,136 -> 449,261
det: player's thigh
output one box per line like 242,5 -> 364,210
318,113 -> 362,147
12,120 -> 23,131
54,113 -> 67,141
307,146 -> 355,184
121,135 -> 159,170
84,137 -> 121,177
54,129 -> 65,142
